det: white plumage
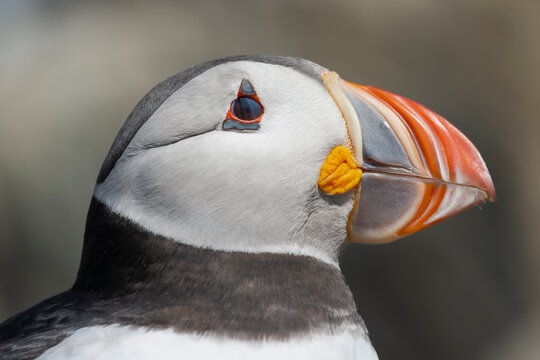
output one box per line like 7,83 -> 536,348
39,325 -> 378,360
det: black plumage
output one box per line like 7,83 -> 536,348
0,199 -> 365,359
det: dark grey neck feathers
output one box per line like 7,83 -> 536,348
0,198 -> 363,359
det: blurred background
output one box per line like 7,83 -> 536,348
0,0 -> 538,359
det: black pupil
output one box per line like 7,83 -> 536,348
232,97 -> 263,121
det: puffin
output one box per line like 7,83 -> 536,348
0,55 -> 495,360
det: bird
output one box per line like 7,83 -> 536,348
0,55 -> 495,360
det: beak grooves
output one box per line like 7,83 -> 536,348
329,76 -> 496,243
344,83 -> 496,201
399,182 -> 445,235
363,86 -> 446,179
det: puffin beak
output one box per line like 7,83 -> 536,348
322,72 -> 495,243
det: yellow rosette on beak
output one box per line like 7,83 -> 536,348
318,146 -> 362,195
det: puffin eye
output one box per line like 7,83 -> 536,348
223,79 -> 264,131
232,97 -> 263,120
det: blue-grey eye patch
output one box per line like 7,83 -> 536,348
223,120 -> 261,130
240,79 -> 256,95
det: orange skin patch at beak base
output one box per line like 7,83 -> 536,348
318,146 -> 363,195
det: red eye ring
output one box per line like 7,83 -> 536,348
223,79 -> 264,131
227,95 -> 264,124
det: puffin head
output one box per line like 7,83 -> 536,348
92,55 -> 495,266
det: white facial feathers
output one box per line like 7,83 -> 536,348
94,61 -> 353,264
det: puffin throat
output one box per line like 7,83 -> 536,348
73,198 -> 366,339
